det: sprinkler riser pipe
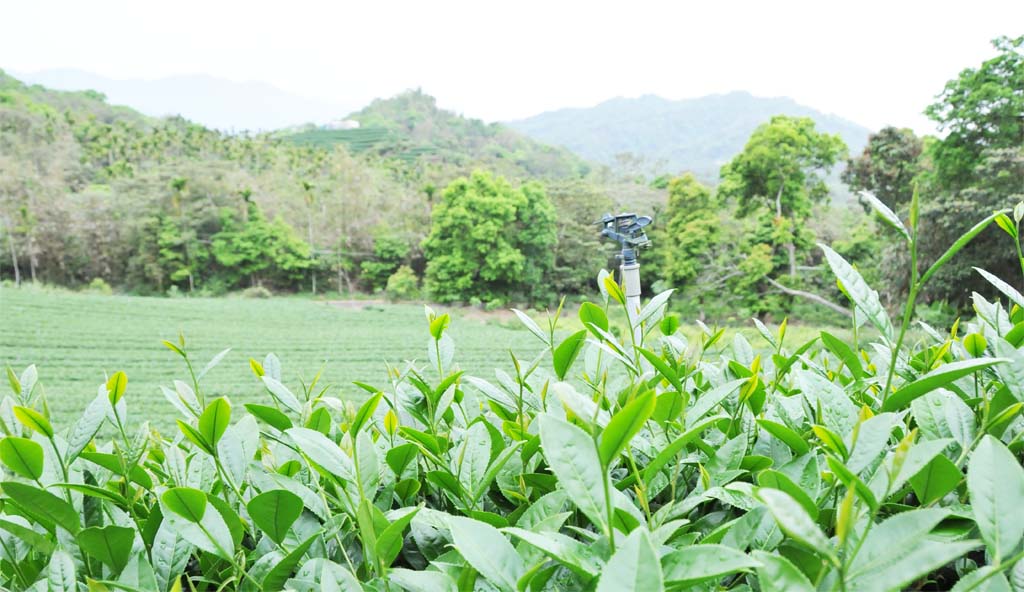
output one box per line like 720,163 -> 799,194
621,261 -> 642,341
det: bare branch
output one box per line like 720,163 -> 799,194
764,277 -> 852,317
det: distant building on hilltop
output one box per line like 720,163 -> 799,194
324,119 -> 360,130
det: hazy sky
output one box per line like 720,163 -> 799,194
4,0 -> 1022,134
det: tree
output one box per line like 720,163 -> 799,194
211,201 -> 311,289
360,234 -> 411,292
925,35 -> 1024,189
544,180 -> 613,295
423,171 -> 556,303
897,148 -> 1024,307
652,174 -> 719,289
842,126 -> 923,210
719,115 -> 847,278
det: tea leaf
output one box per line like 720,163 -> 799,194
538,414 -> 610,533
198,397 -> 231,448
162,487 -> 208,523
503,527 -> 603,578
389,568 -> 458,592
662,543 -> 759,587
286,427 -> 356,482
821,244 -> 894,342
0,436 -> 44,480
47,550 -> 77,592
859,190 -> 911,242
2,481 -> 80,534
77,525 -> 135,574
968,435 -> 1024,561
596,528 -> 661,591
12,406 -> 53,439
975,267 -> 1024,309
579,302 -> 609,337
513,309 -> 549,345
884,358 -> 1007,411
247,489 -> 303,545
756,488 -> 837,565
919,210 -> 1004,287
552,330 -> 587,380
598,390 -> 655,467
751,550 -> 813,592
106,370 -> 128,404
449,516 -> 525,592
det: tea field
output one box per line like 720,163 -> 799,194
0,286 -> 841,430
0,287 -> 545,429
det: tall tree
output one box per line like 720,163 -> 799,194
842,126 -> 923,210
719,115 -> 847,278
925,35 -> 1024,189
652,174 -> 719,289
210,200 -> 311,289
423,171 -> 556,303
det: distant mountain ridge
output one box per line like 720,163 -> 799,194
506,91 -> 873,181
11,68 -> 356,132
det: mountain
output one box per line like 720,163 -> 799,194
11,68 -> 355,132
283,89 -> 593,181
506,92 -> 873,182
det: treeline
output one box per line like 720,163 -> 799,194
1,35 -> 1021,318
0,71 -> 660,301
648,36 -> 1023,318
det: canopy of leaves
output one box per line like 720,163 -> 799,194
423,171 -> 557,302
925,35 -> 1024,189
842,126 -> 924,210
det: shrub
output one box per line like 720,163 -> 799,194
0,204 -> 1021,591
384,265 -> 419,301
241,285 -> 272,299
84,277 -> 112,295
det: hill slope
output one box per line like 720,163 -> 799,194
283,90 -> 594,181
506,92 -> 872,182
12,68 -> 355,132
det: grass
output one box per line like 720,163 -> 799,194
0,286 -> 855,431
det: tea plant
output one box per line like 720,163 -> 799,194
1,197 -> 1023,591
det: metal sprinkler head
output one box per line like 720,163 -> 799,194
598,212 -> 652,265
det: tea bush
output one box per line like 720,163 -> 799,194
1,196 -> 1023,591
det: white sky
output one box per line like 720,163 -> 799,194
4,0 -> 1022,134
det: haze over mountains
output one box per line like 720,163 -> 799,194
13,69 -> 873,180
12,68 -> 359,132
506,92 -> 873,181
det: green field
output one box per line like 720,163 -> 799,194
0,286 -> 853,431
0,287 -> 543,429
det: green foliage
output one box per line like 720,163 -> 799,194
361,235 -> 411,292
210,202 -> 311,289
423,171 -> 557,303
1,205 -> 1021,591
842,126 -> 924,210
925,35 -> 1024,189
287,89 -> 592,181
720,115 -> 847,223
652,174 -> 719,288
909,149 -> 1024,307
84,277 -> 113,295
385,265 -> 420,301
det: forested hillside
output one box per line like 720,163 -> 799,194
0,71 -> 660,300
283,90 -> 594,182
507,91 -> 872,181
3,35 -> 1019,319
